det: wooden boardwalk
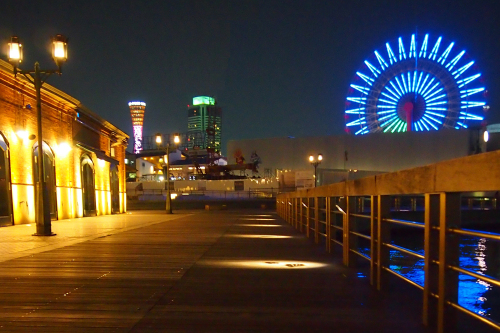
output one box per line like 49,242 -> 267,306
0,210 -> 430,332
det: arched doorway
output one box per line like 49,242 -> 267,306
81,155 -> 96,216
33,142 -> 57,220
0,133 -> 12,226
110,164 -> 120,214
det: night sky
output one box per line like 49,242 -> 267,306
1,0 -> 499,154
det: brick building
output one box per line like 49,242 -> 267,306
0,59 -> 128,226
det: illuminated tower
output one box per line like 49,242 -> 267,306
129,101 -> 146,153
187,96 -> 222,152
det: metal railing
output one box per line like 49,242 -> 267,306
129,188 -> 279,200
276,150 -> 500,333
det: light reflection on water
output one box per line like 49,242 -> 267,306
359,235 -> 500,321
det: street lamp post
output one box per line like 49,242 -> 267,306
309,154 -> 323,187
8,35 -> 68,236
157,133 -> 180,214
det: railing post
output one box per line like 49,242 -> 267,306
424,193 -> 440,327
370,195 -> 378,287
314,197 -> 319,244
377,195 -> 391,291
437,192 -> 460,333
306,197 -> 311,238
346,196 -> 358,266
326,197 -> 331,252
299,197 -> 304,233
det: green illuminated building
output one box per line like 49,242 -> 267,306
187,96 -> 222,152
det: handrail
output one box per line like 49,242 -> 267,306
447,301 -> 500,331
350,213 -> 370,219
448,228 -> 500,241
350,231 -> 371,241
383,218 -> 425,228
448,265 -> 500,288
383,242 -> 424,259
382,266 -> 424,290
350,249 -> 370,261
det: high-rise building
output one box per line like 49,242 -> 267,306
129,101 -> 146,153
187,96 -> 222,152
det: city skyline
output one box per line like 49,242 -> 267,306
1,0 -> 498,153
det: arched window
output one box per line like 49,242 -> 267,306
81,154 -> 96,216
110,164 -> 120,214
33,142 -> 57,220
0,133 -> 12,226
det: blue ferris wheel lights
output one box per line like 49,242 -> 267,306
375,51 -> 389,70
457,73 -> 481,88
446,50 -> 465,70
438,42 -> 454,65
345,107 -> 366,114
350,84 -> 370,95
346,117 -> 366,127
345,33 -> 487,134
429,36 -> 442,61
364,60 -> 381,77
460,87 -> 485,98
453,61 -> 475,79
386,43 -> 397,64
410,34 -> 417,58
459,112 -> 483,120
356,72 -> 374,85
398,37 -> 406,60
347,97 -> 367,104
425,111 -> 446,117
419,34 -> 429,58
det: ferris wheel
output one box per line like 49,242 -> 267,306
344,33 -> 487,135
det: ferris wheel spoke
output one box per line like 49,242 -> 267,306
419,34 -> 429,58
455,122 -> 468,129
401,74 -> 409,94
409,34 -> 417,58
398,37 -> 407,60
446,50 -> 465,71
386,84 -> 402,99
345,107 -> 366,114
438,42 -> 454,65
426,101 -> 447,107
460,88 -> 485,98
429,36 -> 442,61
423,113 -> 444,125
426,93 -> 446,103
395,77 -> 405,95
424,87 -> 444,100
452,61 -> 474,79
350,84 -> 370,95
383,118 -> 400,132
355,126 -> 369,135
380,91 -> 399,103
417,74 -> 431,95
461,101 -> 485,108
347,97 -> 367,104
459,112 -> 483,121
422,117 -> 439,130
356,72 -> 374,86
378,98 -> 397,105
375,51 -> 389,70
420,78 -> 437,97
412,71 -> 417,92
346,117 -> 366,127
457,73 -> 481,88
365,60 -> 381,77
386,43 -> 397,65
380,114 -> 398,127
